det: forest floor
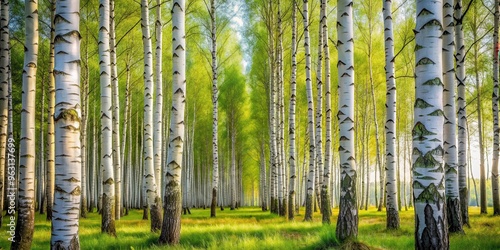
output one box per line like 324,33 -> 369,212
1,206 -> 499,249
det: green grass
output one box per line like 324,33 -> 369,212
1,206 -> 499,249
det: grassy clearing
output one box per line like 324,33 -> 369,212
1,206 -> 499,249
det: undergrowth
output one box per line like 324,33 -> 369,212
0,206 -> 499,249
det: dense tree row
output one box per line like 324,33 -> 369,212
1,0 -> 500,248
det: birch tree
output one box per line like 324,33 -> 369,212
321,0 -> 332,224
46,0 -> 56,221
315,0 -> 324,213
288,0 -> 297,221
413,0 -> 448,248
277,0 -> 287,217
50,0 -> 82,247
81,57 -> 88,218
110,0 -> 122,220
12,0 -> 38,248
209,0 -> 219,218
141,0 -> 162,232
303,0 -> 316,222
454,0 -> 469,226
99,0 -> 116,236
159,0 -> 186,244
492,0 -> 500,216
383,0 -> 399,230
0,0 -> 10,226
443,0 -> 463,231
154,0 -> 164,219
336,0 -> 358,242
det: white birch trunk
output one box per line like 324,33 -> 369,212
454,0 -> 469,226
210,0 -> 219,218
260,140 -> 268,211
80,46 -> 88,218
0,0 -> 10,226
46,0 -> 55,220
444,0 -> 463,230
38,77 -> 45,215
492,0 -> 500,216
231,117 -> 237,210
121,57 -> 131,213
315,0 -> 324,213
383,0 -> 399,229
303,0 -> 316,222
277,0 -> 287,217
140,0 -> 162,232
288,0 -> 297,221
99,0 -> 116,236
12,1 -> 38,248
413,1 -> 448,248
321,0 -> 332,224
336,0 -> 358,241
159,0 -> 185,244
50,0 -> 82,247
154,0 -> 164,216
109,0 -> 122,220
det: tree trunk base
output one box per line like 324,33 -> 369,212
459,187 -> 470,227
416,203 -> 448,249
143,207 -> 149,220
211,188 -> 217,217
101,194 -> 116,237
12,206 -> 35,250
336,190 -> 358,242
447,197 -> 463,233
321,187 -> 331,224
304,193 -> 313,222
51,235 -> 80,250
386,207 -> 400,229
159,181 -> 182,245
46,208 -> 53,221
151,197 -> 163,232
81,197 -> 88,218
183,207 -> 191,215
288,191 -> 295,221
271,198 -> 278,214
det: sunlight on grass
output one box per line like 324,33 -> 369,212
1,206 -> 499,249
